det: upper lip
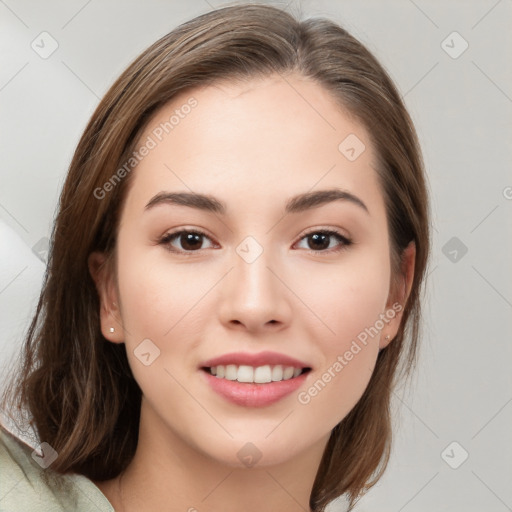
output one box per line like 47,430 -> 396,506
200,351 -> 312,369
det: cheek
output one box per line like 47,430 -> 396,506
115,248 -> 205,402
117,236 -> 391,349
114,233 -> 390,441
300,252 -> 390,343
116,247 -> 205,339
295,266 -> 389,427
332,275 -> 389,343
298,253 -> 389,392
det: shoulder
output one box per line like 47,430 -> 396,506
0,424 -> 114,511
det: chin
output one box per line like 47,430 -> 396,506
198,434 -> 306,470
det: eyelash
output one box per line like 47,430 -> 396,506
158,227 -> 353,257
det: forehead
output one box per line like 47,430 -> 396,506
122,73 -> 383,218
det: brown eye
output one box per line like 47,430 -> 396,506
295,229 -> 352,254
306,233 -> 331,251
159,230 -> 214,254
159,228 -> 352,257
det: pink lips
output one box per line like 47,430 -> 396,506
199,350 -> 312,408
199,350 -> 311,369
201,369 -> 310,408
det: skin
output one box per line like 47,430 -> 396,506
89,73 -> 415,512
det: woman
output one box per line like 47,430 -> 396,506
0,3 -> 430,511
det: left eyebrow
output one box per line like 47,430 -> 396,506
144,188 -> 369,215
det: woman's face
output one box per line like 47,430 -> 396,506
92,73 -> 411,468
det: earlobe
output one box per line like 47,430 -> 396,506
88,251 -> 124,344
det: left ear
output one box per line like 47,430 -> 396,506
380,241 -> 416,350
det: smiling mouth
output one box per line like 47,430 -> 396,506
201,364 -> 311,384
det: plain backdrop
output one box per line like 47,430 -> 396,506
1,1 -> 511,511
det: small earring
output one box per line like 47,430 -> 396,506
109,327 -> 115,333
385,335 -> 390,341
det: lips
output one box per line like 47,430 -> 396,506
199,350 -> 312,370
199,350 -> 313,407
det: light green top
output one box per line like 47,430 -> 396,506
0,426 -> 114,511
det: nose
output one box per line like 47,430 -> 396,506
217,245 -> 292,333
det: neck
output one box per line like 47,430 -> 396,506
95,400 -> 328,512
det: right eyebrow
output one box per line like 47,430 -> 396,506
145,191 -> 225,214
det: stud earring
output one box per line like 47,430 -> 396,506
385,334 -> 390,341
109,327 -> 115,333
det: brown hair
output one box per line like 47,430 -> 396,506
0,3 -> 430,510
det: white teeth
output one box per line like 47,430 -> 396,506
225,364 -> 238,381
271,365 -> 283,381
254,365 -> 272,383
237,365 -> 253,383
283,366 -> 294,380
210,364 -> 303,383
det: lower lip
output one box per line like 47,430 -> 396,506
201,369 -> 310,407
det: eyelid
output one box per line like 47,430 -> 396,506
294,227 -> 353,254
297,225 -> 351,242
158,225 -> 353,256
158,227 -> 217,254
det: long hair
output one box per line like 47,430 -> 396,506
1,4 -> 430,510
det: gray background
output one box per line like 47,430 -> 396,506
1,1 -> 511,511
